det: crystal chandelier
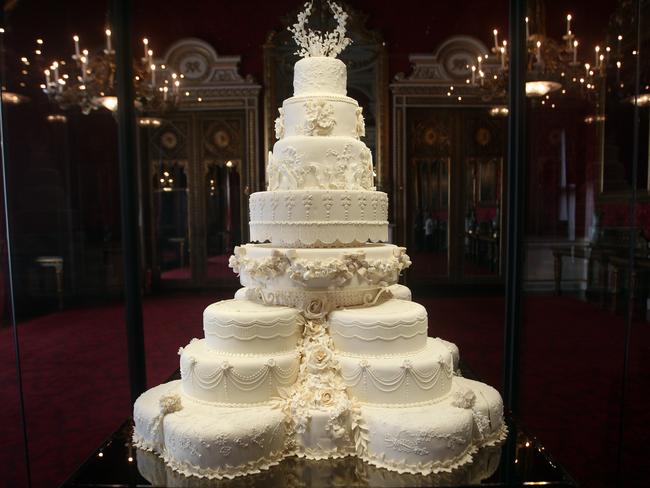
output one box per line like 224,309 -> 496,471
40,29 -> 182,114
473,10 -> 622,102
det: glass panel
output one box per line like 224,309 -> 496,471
146,118 -> 192,283
520,1 -> 646,487
407,110 -> 452,281
205,160 -> 240,280
0,2 -> 132,485
200,113 -> 243,282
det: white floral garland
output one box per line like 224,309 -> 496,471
289,1 -> 352,58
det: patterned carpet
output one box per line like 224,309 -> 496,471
0,291 -> 647,487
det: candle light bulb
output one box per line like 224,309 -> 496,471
536,41 -> 541,48
595,46 -> 600,53
567,14 -> 572,21
618,35 -> 623,41
503,40 -> 507,46
148,49 -> 153,56
616,61 -> 621,68
105,29 -> 111,37
574,40 -> 578,48
73,35 -> 79,42
493,29 -> 498,35
143,38 -> 148,45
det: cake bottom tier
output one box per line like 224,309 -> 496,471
133,381 -> 289,480
359,376 -> 507,475
133,376 -> 506,480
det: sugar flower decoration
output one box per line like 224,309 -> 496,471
289,1 -> 352,58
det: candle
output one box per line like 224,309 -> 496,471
151,64 -> 156,86
595,46 -> 600,67
147,49 -> 153,68
525,16 -> 529,40
493,29 -> 499,52
617,35 -> 622,56
73,35 -> 80,58
477,55 -> 482,71
536,41 -> 542,64
471,65 -> 476,84
584,63 -> 590,78
143,38 -> 149,60
105,29 -> 112,53
566,14 -> 572,36
80,56 -> 88,81
44,68 -> 51,86
573,40 -> 578,63
52,61 -> 59,82
500,47 -> 506,68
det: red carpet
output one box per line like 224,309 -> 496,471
1,292 -> 648,487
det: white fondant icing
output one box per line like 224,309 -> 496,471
387,283 -> 412,301
329,299 -> 428,355
133,381 -> 289,480
203,299 -> 302,354
269,137 -> 373,191
180,339 -> 300,404
293,57 -> 347,96
337,338 -> 455,405
231,244 -> 410,293
282,95 -> 360,139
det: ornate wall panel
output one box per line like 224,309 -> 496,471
141,39 -> 260,288
391,36 -> 506,283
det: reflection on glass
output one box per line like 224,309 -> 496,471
411,158 -> 449,277
464,157 -> 501,276
205,160 -> 241,280
153,160 -> 189,280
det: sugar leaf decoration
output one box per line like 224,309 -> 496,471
289,1 -> 352,58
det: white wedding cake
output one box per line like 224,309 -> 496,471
133,1 -> 506,480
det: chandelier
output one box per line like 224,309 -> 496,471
40,29 -> 182,114
473,11 -> 623,103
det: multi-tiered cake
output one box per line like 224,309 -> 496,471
133,1 -> 506,480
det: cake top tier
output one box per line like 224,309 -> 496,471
293,57 -> 347,96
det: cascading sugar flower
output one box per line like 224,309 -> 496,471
289,1 -> 352,58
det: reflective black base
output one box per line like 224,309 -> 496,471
62,416 -> 576,487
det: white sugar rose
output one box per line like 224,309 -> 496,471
306,344 -> 333,373
316,390 -> 335,407
304,295 -> 329,319
159,393 -> 182,415
451,386 -> 476,409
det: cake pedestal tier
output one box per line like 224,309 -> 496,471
63,368 -> 577,487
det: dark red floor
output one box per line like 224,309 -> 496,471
1,292 -> 648,487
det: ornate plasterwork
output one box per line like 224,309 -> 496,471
229,247 -> 412,289
299,100 -> 336,135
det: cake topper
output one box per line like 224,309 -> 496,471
289,1 -> 352,58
